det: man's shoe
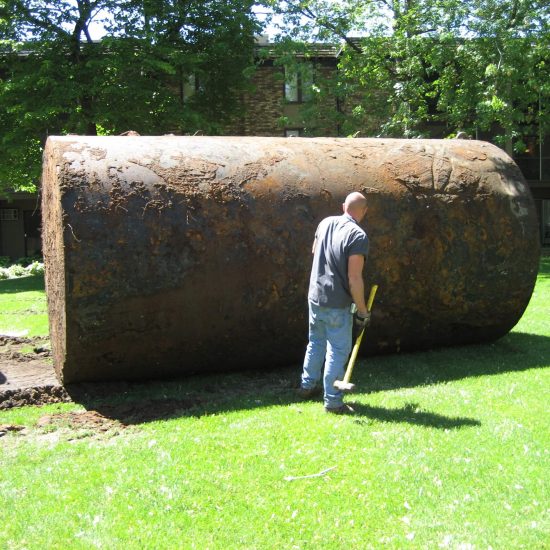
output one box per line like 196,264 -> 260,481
298,386 -> 322,399
324,403 -> 355,415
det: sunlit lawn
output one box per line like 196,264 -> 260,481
0,259 -> 548,549
0,275 -> 48,338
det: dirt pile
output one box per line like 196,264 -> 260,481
0,336 -> 70,408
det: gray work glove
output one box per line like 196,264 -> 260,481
353,311 -> 371,331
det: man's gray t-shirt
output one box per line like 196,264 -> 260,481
308,213 -> 369,309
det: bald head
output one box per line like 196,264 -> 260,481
343,192 -> 368,222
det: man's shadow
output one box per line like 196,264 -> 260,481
350,402 -> 480,429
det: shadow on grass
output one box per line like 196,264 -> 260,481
0,275 -> 45,294
351,402 -> 481,429
355,331 -> 550,395
49,259 -> 550,428
65,330 -> 547,429
537,256 -> 550,277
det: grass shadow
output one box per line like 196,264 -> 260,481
65,330 -> 547,427
351,402 -> 481,429
65,369 -> 297,426
46,259 -> 550,426
354,331 -> 550,395
0,275 -> 45,294
537,256 -> 550,277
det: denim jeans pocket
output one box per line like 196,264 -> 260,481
324,308 -> 347,329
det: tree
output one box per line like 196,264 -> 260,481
260,0 -> 550,148
0,0 -> 261,193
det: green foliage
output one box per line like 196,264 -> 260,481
0,259 -> 44,280
259,0 -> 550,142
0,0 -> 262,193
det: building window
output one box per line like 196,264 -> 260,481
182,74 -> 202,102
284,64 -> 313,103
285,129 -> 302,137
23,210 -> 41,257
0,208 -> 19,221
514,136 -> 546,181
542,199 -> 550,246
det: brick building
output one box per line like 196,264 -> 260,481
224,41 -> 341,137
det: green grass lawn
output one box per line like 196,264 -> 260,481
0,275 -> 48,337
1,260 -> 549,549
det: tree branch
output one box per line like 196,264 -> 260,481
298,7 -> 362,53
11,0 -> 67,39
75,0 -> 95,44
83,25 -> 93,43
378,0 -> 393,11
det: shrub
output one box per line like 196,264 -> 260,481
15,254 -> 43,267
0,260 -> 45,279
8,264 -> 27,278
26,261 -> 45,276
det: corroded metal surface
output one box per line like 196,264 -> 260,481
41,136 -> 540,383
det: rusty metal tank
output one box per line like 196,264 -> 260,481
41,136 -> 540,383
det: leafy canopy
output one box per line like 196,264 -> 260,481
260,0 -> 550,146
0,0 -> 261,193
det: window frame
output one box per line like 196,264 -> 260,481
542,199 -> 550,246
284,63 -> 314,104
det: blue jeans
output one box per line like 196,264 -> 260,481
301,302 -> 352,408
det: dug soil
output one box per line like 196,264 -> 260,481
1,334 -> 298,439
0,335 -> 70,409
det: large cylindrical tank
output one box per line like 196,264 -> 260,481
41,136 -> 540,383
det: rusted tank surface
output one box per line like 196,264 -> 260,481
41,136 -> 540,383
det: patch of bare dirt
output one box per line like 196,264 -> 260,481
83,398 -> 204,425
0,335 -> 51,358
37,410 -> 125,434
30,398 -> 201,434
0,386 -> 72,409
0,336 -> 69,408
0,423 -> 26,437
3,398 -> 201,441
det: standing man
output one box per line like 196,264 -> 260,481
300,192 -> 370,414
